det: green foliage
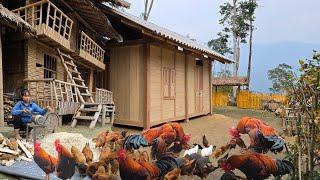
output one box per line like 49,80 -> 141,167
267,63 -> 296,94
208,32 -> 232,55
219,0 -> 258,43
285,51 -> 320,179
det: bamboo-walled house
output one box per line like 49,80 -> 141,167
0,0 -> 233,129
0,0 -> 129,128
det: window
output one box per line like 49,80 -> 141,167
163,68 -> 175,99
44,54 -> 57,79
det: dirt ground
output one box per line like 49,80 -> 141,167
0,106 -> 289,179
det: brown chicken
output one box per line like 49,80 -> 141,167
117,149 -> 178,180
92,166 -> 118,180
164,168 -> 181,180
33,141 -> 57,180
202,135 -> 209,148
99,144 -> 117,163
179,158 -> 196,176
82,142 -> 93,164
87,161 -> 104,177
219,152 -> 294,179
54,139 -> 76,180
71,146 -> 87,176
94,131 -> 108,148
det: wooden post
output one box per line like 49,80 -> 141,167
209,60 -> 213,115
184,54 -> 189,122
0,27 -> 3,127
88,69 -> 94,93
144,44 -> 150,130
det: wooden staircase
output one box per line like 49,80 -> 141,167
57,48 -> 102,129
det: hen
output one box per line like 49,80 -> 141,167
71,146 -> 87,176
230,117 -> 285,153
219,152 -> 294,180
164,168 -> 181,180
82,142 -> 93,164
33,141 -> 57,180
117,149 -> 178,180
54,139 -> 76,180
185,153 -> 218,179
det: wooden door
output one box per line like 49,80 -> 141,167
195,65 -> 203,113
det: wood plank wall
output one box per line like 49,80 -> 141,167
110,45 -> 145,127
110,43 -> 211,128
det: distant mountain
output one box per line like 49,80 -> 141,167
236,42 -> 320,93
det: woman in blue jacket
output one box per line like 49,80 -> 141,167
11,89 -> 52,139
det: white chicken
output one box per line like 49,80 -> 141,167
200,145 -> 214,157
183,145 -> 199,157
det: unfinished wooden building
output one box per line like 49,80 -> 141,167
96,4 -> 233,129
0,0 -> 131,128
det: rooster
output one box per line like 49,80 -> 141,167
33,141 -> 57,180
117,149 -> 179,180
54,139 -> 76,180
230,116 -> 285,153
218,152 -> 294,180
124,123 -> 191,151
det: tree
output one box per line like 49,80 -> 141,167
285,51 -> 320,179
267,63 -> 295,94
245,0 -> 258,90
208,32 -> 232,55
142,0 -> 154,20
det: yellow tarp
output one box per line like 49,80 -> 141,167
237,91 -> 286,109
212,92 -> 229,106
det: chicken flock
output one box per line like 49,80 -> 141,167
33,117 -> 294,180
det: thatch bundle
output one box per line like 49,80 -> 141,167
0,4 -> 35,34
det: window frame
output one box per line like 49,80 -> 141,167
162,67 -> 176,100
43,54 -> 57,79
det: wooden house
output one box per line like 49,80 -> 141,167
0,0 -> 131,128
97,4 -> 233,129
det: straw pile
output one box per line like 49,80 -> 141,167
40,132 -> 100,161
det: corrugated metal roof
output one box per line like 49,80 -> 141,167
102,4 -> 233,63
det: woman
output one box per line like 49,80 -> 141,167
11,89 -> 52,139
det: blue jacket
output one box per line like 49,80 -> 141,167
12,101 -> 47,124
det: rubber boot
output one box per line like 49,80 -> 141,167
14,129 -> 22,140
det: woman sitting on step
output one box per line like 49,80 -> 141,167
11,89 -> 52,140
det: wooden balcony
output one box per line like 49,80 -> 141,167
75,32 -> 106,70
13,0 -> 73,50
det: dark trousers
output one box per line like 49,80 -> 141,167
12,116 -> 32,132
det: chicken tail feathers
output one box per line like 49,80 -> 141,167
154,156 -> 179,176
264,135 -> 284,153
274,159 -> 294,177
123,134 -> 148,151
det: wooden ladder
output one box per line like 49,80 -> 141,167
56,48 -> 102,129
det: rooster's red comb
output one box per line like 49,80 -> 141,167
182,134 -> 191,143
228,127 -> 240,138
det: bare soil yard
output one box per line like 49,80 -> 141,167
0,106 -> 287,179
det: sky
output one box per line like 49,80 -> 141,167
123,0 -> 320,92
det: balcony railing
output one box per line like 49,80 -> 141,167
24,79 -> 80,115
79,32 -> 105,67
93,88 -> 114,105
13,0 -> 73,49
